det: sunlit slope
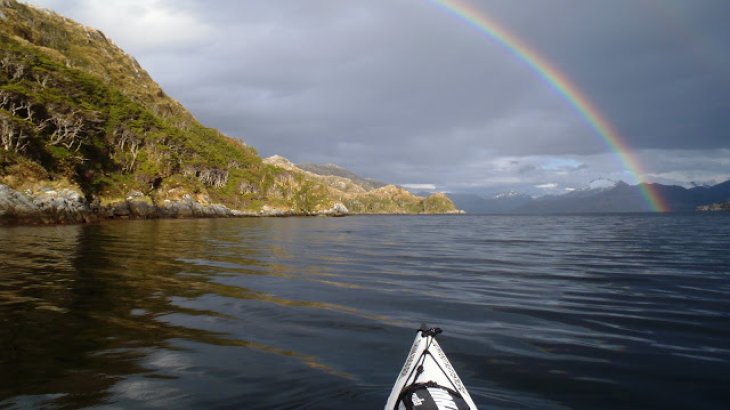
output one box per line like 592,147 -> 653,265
0,0 -> 457,216
264,156 -> 461,214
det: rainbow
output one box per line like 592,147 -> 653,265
431,0 -> 669,212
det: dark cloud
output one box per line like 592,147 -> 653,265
28,0 -> 730,193
492,0 -> 730,151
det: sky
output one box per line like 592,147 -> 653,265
27,0 -> 730,195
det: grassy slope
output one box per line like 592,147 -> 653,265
0,1 -> 269,208
263,156 -> 459,214
0,1 -> 457,215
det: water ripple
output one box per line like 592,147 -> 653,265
1,215 -> 729,409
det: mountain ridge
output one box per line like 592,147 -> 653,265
297,162 -> 387,191
446,179 -> 730,214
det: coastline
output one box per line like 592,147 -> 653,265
0,184 -> 461,225
0,183 -> 350,225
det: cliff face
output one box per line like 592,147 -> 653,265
0,0 -> 458,223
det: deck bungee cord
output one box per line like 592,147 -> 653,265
385,325 -> 477,410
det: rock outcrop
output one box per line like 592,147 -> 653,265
0,184 -> 93,224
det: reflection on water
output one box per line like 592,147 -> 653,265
1,215 -> 730,409
0,220 -> 368,408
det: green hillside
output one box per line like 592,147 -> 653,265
0,0 -> 458,221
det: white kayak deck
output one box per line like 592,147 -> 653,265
385,328 -> 478,410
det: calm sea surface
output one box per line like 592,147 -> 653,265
1,215 -> 729,409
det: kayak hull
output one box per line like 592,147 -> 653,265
385,327 -> 477,410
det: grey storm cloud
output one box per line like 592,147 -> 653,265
28,0 -> 730,192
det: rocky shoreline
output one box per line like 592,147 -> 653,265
0,184 -> 349,225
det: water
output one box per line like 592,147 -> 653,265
1,215 -> 729,409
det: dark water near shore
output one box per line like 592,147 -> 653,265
1,215 -> 729,409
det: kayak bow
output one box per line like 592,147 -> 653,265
385,326 -> 478,410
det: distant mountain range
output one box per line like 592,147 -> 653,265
447,179 -> 730,214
